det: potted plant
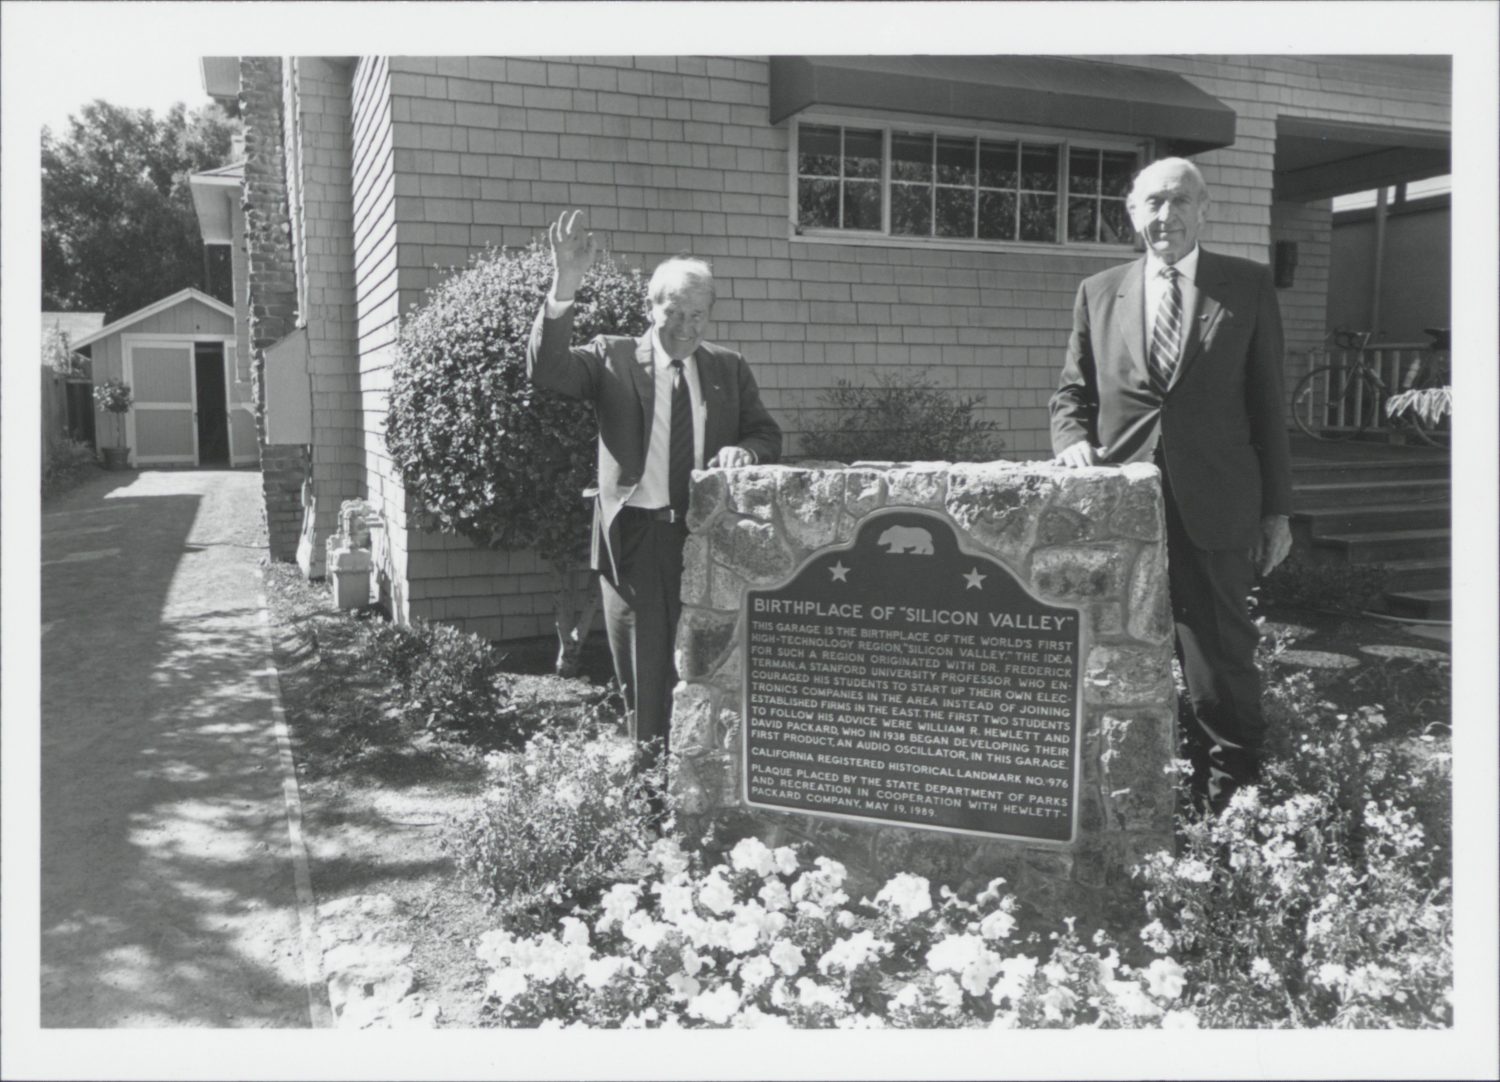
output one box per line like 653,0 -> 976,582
92,377 -> 134,469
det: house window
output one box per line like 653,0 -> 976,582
794,121 -> 1145,249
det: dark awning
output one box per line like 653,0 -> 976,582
769,56 -> 1237,156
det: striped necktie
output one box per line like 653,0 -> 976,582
1149,266 -> 1182,397
668,359 -> 693,514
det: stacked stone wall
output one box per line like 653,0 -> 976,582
673,461 -> 1175,919
240,55 -> 309,560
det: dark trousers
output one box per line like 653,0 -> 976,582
600,510 -> 688,761
1161,473 -> 1265,811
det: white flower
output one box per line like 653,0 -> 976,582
932,973 -> 965,1011
978,908 -> 1016,941
680,945 -> 705,977
1314,962 -> 1349,992
769,940 -> 805,975
654,878 -> 696,921
872,873 -> 933,920
597,883 -> 641,932
1139,919 -> 1174,954
687,984 -> 742,1025
475,929 -> 516,969
666,972 -> 702,1002
975,877 -> 1008,906
1040,984 -> 1077,1023
730,837 -> 777,877
1161,1008 -> 1200,1029
1106,980 -> 1162,1019
559,916 -> 590,947
926,933 -> 985,974
738,955 -> 776,989
622,909 -> 668,952
727,919 -> 761,955
698,872 -> 736,915
772,846 -> 800,876
835,910 -> 857,930
795,976 -> 846,1012
1144,958 -> 1186,1000
1250,957 -> 1277,987
835,1012 -> 888,1029
486,967 -> 528,1003
734,1004 -> 790,1028
555,781 -> 583,808
990,955 -> 1039,1006
817,931 -> 884,976
758,879 -> 791,911
583,955 -> 626,990
1347,964 -> 1399,1000
890,983 -> 923,1013
1176,858 -> 1214,884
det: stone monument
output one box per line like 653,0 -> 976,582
672,460 -> 1176,918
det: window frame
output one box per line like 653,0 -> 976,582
789,112 -> 1154,256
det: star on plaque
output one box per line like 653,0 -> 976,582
828,561 -> 850,583
963,567 -> 987,590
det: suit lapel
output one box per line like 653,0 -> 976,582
694,347 -> 723,466
1174,250 -> 1226,387
1116,259 -> 1148,374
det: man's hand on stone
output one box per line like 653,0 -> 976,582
548,209 -> 596,303
708,446 -> 755,469
1254,514 -> 1292,576
1052,441 -> 1101,468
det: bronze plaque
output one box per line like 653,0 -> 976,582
742,508 -> 1082,842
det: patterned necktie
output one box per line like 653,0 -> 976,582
1149,266 -> 1182,397
668,359 -> 693,514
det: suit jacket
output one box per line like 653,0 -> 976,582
1050,249 -> 1293,551
528,306 -> 782,582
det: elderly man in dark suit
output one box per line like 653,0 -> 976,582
529,209 -> 782,766
1050,158 -> 1293,813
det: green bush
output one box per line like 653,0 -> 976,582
385,241 -> 650,674
797,369 -> 1004,463
355,618 -> 519,744
1256,556 -> 1387,615
444,720 -> 662,923
42,439 -> 99,497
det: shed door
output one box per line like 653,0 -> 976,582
125,342 -> 198,466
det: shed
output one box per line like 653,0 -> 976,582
72,288 -> 254,468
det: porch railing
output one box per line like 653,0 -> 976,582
1289,342 -> 1447,438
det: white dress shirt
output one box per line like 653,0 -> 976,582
545,293 -> 706,509
1143,244 -> 1200,366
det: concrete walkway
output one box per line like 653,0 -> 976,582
41,469 -> 322,1028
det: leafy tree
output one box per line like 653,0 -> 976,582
42,100 -> 238,320
386,241 -> 650,676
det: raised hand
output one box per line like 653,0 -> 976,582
548,209 -> 596,302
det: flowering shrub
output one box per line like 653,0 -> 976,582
92,377 -> 133,414
473,838 -> 1196,1029
797,368 -> 1003,464
355,618 -> 518,743
445,725 -> 663,925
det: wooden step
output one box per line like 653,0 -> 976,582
1292,501 -> 1451,538
1291,458 -> 1451,486
1379,556 -> 1452,591
1380,586 -> 1452,622
1292,477 -> 1450,510
1317,528 -> 1451,564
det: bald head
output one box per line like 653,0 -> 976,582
1127,158 -> 1210,265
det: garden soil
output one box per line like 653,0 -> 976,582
40,469 -> 318,1027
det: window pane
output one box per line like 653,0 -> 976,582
1067,196 -> 1098,242
1021,144 -> 1059,192
892,131 -> 933,183
1100,199 -> 1131,244
978,190 -> 1016,240
935,187 -> 975,238
1019,192 -> 1057,241
979,140 -> 1018,189
1101,151 -> 1136,198
844,179 -> 882,230
891,183 -> 932,235
1068,148 -> 1100,194
844,128 -> 884,180
936,136 -> 975,186
798,125 -> 841,177
798,178 -> 839,228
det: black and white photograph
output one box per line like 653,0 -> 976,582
3,2 -> 1496,1079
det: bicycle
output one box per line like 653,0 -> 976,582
1290,328 -> 1449,446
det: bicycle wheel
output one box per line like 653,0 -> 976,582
1401,362 -> 1451,447
1292,365 -> 1380,442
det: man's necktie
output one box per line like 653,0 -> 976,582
668,359 -> 693,514
1149,266 -> 1183,397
